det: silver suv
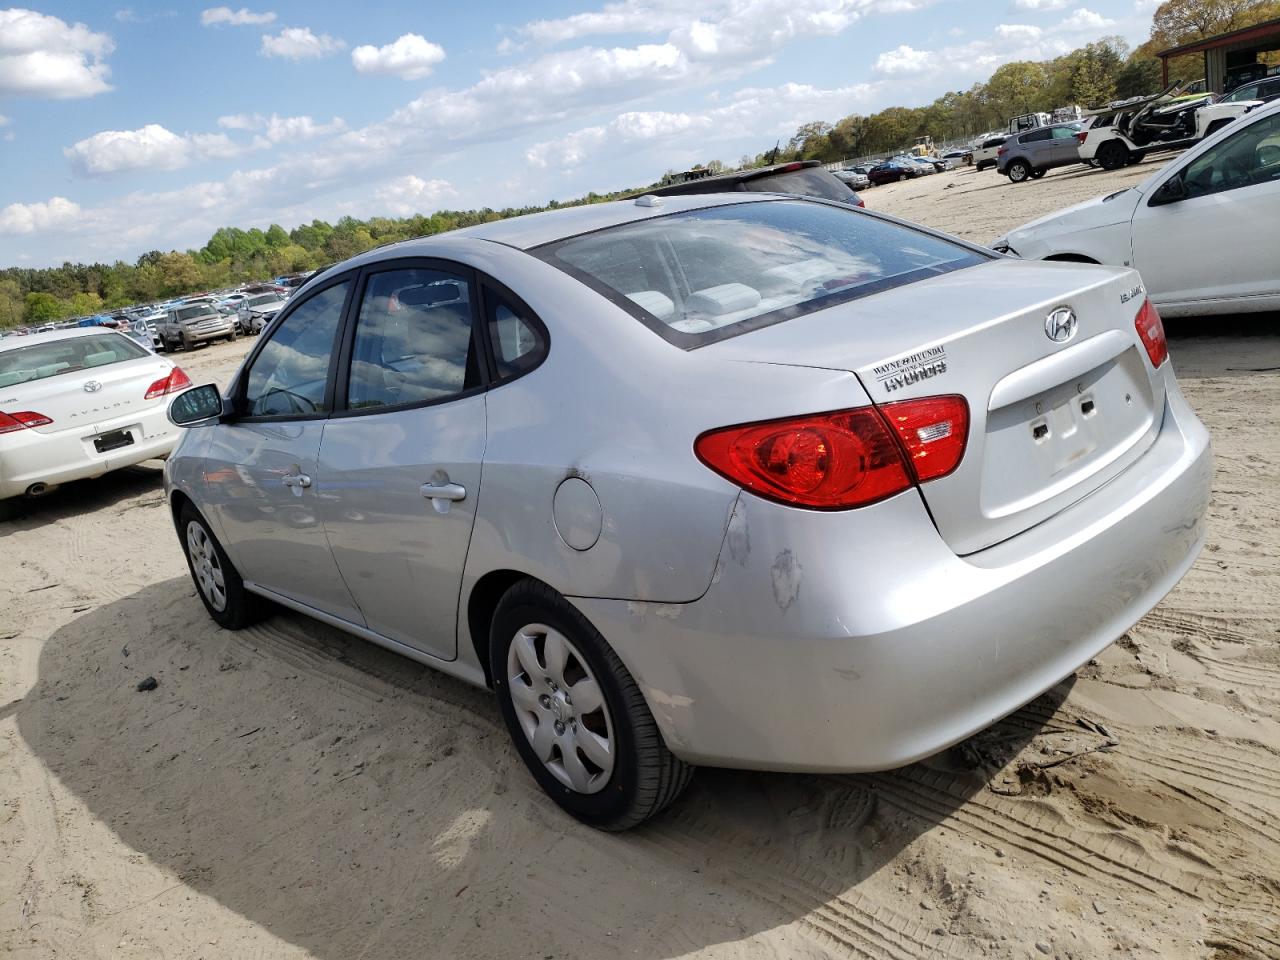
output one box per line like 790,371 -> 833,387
996,123 -> 1084,182
159,304 -> 237,352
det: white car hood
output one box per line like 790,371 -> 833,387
997,185 -> 1142,248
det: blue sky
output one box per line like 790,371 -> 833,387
0,1 -> 1158,267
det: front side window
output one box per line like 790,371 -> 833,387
1181,111 -> 1280,199
243,280 -> 349,417
537,199 -> 987,348
346,267 -> 480,410
0,334 -> 147,387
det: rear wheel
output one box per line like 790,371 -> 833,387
1007,159 -> 1032,183
1096,141 -> 1128,171
179,503 -> 267,630
491,579 -> 693,831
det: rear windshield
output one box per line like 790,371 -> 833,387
742,167 -> 856,203
536,199 -> 987,348
0,334 -> 148,387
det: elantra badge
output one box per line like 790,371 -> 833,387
1044,307 -> 1077,344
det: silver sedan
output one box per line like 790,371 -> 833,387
164,193 -> 1211,829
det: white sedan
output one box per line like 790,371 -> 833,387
0,328 -> 190,505
993,98 -> 1280,316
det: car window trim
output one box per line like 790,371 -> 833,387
330,256 -> 490,420
232,271 -> 357,424
475,275 -> 551,385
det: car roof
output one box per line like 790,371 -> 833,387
0,327 -> 120,352
354,192 -> 775,254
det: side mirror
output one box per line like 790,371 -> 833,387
168,384 -> 225,428
1148,175 -> 1188,207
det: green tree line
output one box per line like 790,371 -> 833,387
4,0 -> 1278,328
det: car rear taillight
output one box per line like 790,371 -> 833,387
1134,299 -> 1168,368
145,366 -> 192,399
997,146 -> 1008,156
695,395 -> 970,510
1077,131 -> 1088,143
695,408 -> 912,509
0,410 -> 53,434
878,395 -> 970,483
856,198 -> 865,208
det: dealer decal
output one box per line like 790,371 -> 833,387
873,345 -> 948,393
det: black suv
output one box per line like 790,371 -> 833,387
639,160 -> 863,207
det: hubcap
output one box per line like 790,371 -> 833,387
506,623 -> 615,795
186,520 -> 227,612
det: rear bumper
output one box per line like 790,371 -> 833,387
571,377 -> 1211,772
0,403 -> 178,499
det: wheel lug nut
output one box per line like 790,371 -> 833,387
554,721 -> 565,735
538,695 -> 550,709
563,694 -> 572,706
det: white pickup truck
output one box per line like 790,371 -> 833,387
1078,84 -> 1261,170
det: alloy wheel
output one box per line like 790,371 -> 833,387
186,520 -> 227,612
506,623 -> 615,794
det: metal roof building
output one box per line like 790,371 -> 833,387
1158,17 -> 1280,92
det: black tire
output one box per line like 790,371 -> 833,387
1007,159 -> 1032,183
1030,168 -> 1046,179
228,328 -> 239,343
1096,141 -> 1128,171
178,502 -> 267,630
897,173 -> 907,182
180,333 -> 193,351
490,578 -> 693,831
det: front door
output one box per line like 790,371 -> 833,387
1131,109 -> 1280,307
318,263 -> 487,660
203,276 -> 364,624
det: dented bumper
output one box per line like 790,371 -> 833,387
569,380 -> 1212,772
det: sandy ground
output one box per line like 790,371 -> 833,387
2,159 -> 1278,960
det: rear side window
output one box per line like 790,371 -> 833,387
1021,129 -> 1051,143
484,288 -> 546,381
0,334 -> 147,387
537,199 -> 988,348
346,267 -> 481,410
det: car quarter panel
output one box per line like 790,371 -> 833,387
428,239 -> 883,647
572,372 -> 1211,771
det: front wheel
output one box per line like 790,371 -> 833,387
491,579 -> 693,831
179,503 -> 267,630
1030,168 -> 1046,179
1007,160 -> 1032,183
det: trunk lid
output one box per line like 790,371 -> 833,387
1,351 -> 174,436
705,259 -> 1165,554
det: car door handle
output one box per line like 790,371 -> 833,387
420,481 -> 466,502
282,473 -> 312,488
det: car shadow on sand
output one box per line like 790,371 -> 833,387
17,579 -> 1073,959
0,461 -> 167,536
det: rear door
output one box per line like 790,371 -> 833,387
316,261 -> 490,661
1048,125 -> 1081,166
1131,108 -> 1280,306
202,275 -> 364,622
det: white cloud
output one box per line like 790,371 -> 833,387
0,8 -> 114,99
374,175 -> 455,215
352,33 -> 446,80
201,7 -> 276,27
261,26 -> 346,60
0,115 -> 8,126
0,197 -> 80,235
1056,8 -> 1113,31
874,44 -> 929,74
519,0 -> 930,48
526,81 -> 877,169
216,112 -> 347,141
1013,0 -> 1070,9
63,123 -> 266,177
995,23 -> 1043,41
